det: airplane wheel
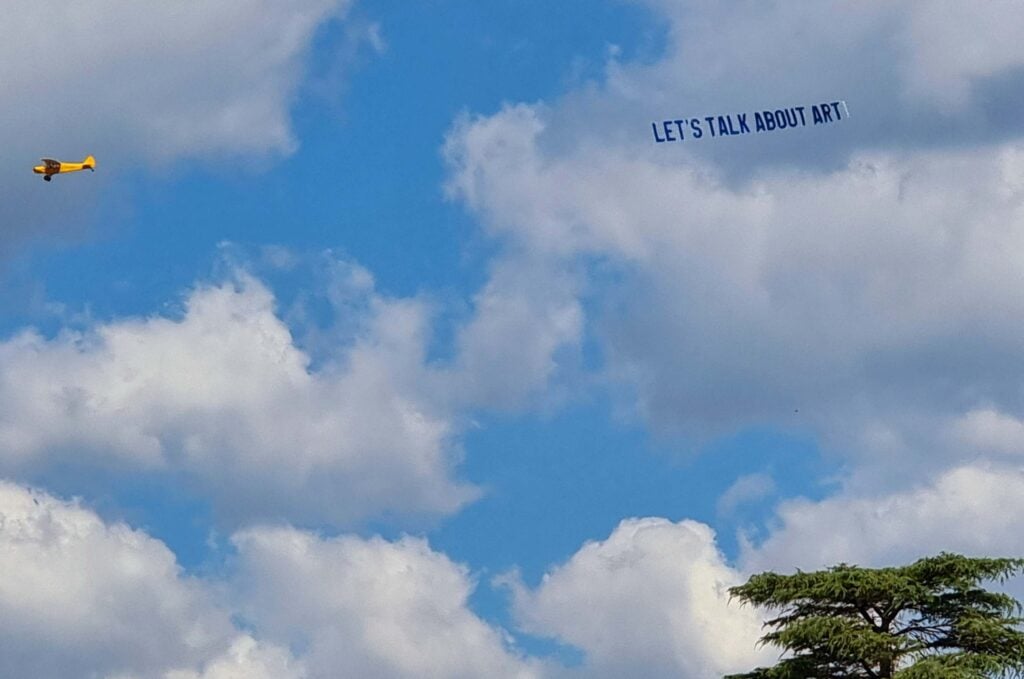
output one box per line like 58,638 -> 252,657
43,175 -> 51,182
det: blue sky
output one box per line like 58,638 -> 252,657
7,0 -> 826,565
11,0 -> 662,313
3,2 -> 1024,677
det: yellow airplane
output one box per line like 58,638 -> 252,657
34,155 -> 96,181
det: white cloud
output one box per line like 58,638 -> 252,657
594,0 -> 1024,161
443,0 -> 1024,480
232,527 -> 544,679
717,472 -> 776,517
437,8 -> 1024,654
900,0 -> 1024,108
450,103 -> 1024,468
164,637 -> 306,679
0,269 -> 476,526
743,464 -> 1024,574
0,480 -> 239,679
505,517 -> 772,679
1,0 -> 349,162
951,408 -> 1024,457
0,479 -> 545,679
447,254 -> 584,410
0,0 -> 353,252
9,2 -> 1024,672
501,469 -> 1024,678
9,469 -> 1022,679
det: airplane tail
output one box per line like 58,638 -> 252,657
83,155 -> 96,170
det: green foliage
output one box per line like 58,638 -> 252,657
726,553 -> 1024,679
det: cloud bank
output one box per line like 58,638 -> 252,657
0,0 -> 354,253
3,467 -> 1022,678
0,269 -> 475,526
0,480 -> 539,679
444,0 -> 1024,487
6,1 -> 1024,676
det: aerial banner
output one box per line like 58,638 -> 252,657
652,100 -> 849,143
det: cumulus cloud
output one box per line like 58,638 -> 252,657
0,268 -> 476,526
559,0 -> 1024,169
232,527 -> 543,679
0,227 -> 598,525
0,479 -> 241,678
0,0 -> 353,252
2,0 -> 349,161
11,468 -> 1023,679
443,0 -> 1024,480
10,2 -> 1024,671
498,469 -> 1024,677
438,10 -> 1024,651
450,104 -> 1024,467
951,408 -> 1024,457
717,472 -> 776,517
447,254 -> 584,410
164,638 -> 306,679
0,479 -> 545,679
744,463 -> 1024,574
504,517 -> 772,679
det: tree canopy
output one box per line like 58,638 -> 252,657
726,553 -> 1024,678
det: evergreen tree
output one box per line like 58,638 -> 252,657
726,553 -> 1024,678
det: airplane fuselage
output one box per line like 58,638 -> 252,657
34,156 -> 95,181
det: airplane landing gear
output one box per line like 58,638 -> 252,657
43,175 -> 52,182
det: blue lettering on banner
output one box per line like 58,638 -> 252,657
705,116 -> 717,137
663,120 -> 677,142
717,116 -> 731,136
651,100 -> 848,143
